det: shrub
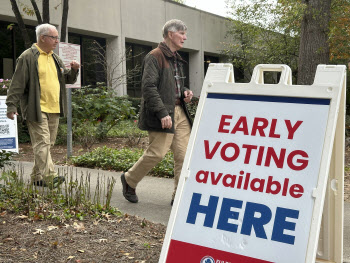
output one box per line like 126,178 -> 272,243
187,96 -> 199,121
0,79 -> 10,95
127,97 -> 141,115
0,150 -> 14,169
71,146 -> 174,178
71,85 -> 136,148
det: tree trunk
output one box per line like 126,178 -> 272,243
30,0 -> 42,24
297,0 -> 331,85
42,0 -> 50,23
9,0 -> 31,49
60,0 -> 69,42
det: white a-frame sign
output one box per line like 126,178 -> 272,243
160,64 -> 345,263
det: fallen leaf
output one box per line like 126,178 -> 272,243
0,211 -> 7,217
73,222 -> 85,232
3,238 -> 14,242
47,226 -> 58,231
67,255 -> 75,260
98,239 -> 107,243
77,250 -> 84,253
17,215 -> 28,219
33,229 -> 45,235
102,212 -> 111,220
123,253 -> 130,256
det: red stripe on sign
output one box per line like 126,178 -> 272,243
166,239 -> 273,263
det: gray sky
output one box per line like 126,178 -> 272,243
185,0 -> 228,17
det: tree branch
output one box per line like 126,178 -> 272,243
10,0 -> 31,48
60,0 -> 69,42
30,0 -> 42,24
42,0 -> 50,23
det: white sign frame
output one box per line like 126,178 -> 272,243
160,64 -> 345,263
0,96 -> 18,153
58,42 -> 81,88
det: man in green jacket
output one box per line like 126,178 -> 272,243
6,23 -> 79,189
121,19 -> 193,205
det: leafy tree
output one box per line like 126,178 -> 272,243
224,0 -> 302,82
329,0 -> 350,63
9,0 -> 69,48
224,0 -> 349,84
297,0 -> 331,84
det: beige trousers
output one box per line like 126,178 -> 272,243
125,106 -> 191,197
27,112 -> 60,183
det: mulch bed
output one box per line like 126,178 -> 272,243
0,211 -> 166,263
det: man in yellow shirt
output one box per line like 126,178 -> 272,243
6,24 -> 80,189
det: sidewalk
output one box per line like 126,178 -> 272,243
11,161 -> 350,262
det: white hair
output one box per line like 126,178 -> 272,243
35,23 -> 57,42
162,19 -> 187,38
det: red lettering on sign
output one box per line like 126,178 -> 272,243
218,115 -> 232,133
195,169 -> 304,198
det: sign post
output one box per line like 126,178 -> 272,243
58,42 -> 81,158
160,64 -> 345,263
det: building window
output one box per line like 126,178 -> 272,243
204,54 -> 219,76
0,21 -> 36,79
68,33 -> 106,86
126,42 -> 152,98
178,51 -> 190,88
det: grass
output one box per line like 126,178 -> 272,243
0,165 -> 122,221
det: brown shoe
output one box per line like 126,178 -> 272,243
121,173 -> 138,203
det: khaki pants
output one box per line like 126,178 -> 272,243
125,106 -> 191,198
27,112 -> 60,183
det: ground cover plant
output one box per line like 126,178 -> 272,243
0,160 -> 165,263
71,147 -> 174,178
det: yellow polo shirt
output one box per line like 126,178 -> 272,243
35,44 -> 60,113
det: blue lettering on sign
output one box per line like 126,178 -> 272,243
186,193 -> 299,245
271,207 -> 299,245
186,193 -> 218,228
217,198 -> 242,233
241,202 -> 272,239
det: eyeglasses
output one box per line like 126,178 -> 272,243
44,35 -> 60,41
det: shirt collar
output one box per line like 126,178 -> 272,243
35,43 -> 53,56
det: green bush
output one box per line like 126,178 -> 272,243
71,85 -> 136,148
0,150 -> 14,169
108,120 -> 147,138
55,121 -> 67,145
187,96 -> 199,121
71,146 -> 174,178
127,97 -> 141,115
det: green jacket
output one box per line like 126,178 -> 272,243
138,42 -> 192,133
6,44 -> 78,122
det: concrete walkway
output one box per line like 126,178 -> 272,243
9,161 -> 350,262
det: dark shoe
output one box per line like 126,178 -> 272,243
48,176 -> 65,189
121,173 -> 138,203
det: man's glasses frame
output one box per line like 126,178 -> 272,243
44,35 -> 60,41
